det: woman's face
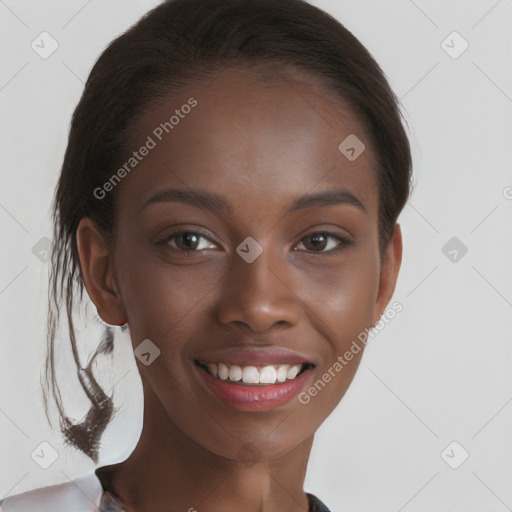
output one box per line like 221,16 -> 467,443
81,65 -> 402,461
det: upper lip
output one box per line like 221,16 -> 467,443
193,346 -> 317,367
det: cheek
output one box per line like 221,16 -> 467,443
114,239 -> 234,380
295,250 -> 380,333
295,262 -> 380,412
117,257 -> 212,341
327,264 -> 378,330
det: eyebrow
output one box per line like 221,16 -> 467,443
140,187 -> 367,215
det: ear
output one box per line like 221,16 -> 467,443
76,217 -> 127,326
373,223 -> 403,324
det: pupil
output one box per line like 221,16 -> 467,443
308,234 -> 326,251
180,233 -> 198,249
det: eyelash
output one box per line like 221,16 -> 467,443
156,229 -> 353,255
295,230 -> 354,255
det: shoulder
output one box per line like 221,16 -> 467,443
0,473 -> 103,512
307,492 -> 333,512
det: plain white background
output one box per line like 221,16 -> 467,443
0,1 -> 511,511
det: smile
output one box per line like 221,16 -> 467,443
195,361 -> 312,386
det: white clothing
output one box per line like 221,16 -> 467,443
0,472 -> 123,512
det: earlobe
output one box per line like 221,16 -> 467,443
374,223 -> 403,324
76,217 -> 127,326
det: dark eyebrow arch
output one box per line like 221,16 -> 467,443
140,187 -> 367,215
287,188 -> 367,214
140,188 -> 233,215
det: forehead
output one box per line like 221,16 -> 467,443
119,64 -> 378,219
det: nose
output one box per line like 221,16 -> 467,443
216,246 -> 302,333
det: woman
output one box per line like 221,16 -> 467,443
0,0 -> 412,510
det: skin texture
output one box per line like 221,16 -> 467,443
77,65 -> 402,512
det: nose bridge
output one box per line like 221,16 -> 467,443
216,241 -> 301,331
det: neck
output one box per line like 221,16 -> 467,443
95,379 -> 314,512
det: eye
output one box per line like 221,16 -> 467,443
295,231 -> 353,254
157,230 -> 217,252
157,229 -> 353,254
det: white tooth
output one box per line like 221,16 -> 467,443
286,364 -> 302,380
259,366 -> 277,384
276,365 -> 289,383
218,362 -> 229,380
207,363 -> 218,379
242,366 -> 260,384
229,364 -> 242,382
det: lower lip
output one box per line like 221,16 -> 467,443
196,364 -> 313,411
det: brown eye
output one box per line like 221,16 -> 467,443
158,230 -> 217,252
175,232 -> 202,250
296,232 -> 352,254
302,234 -> 328,251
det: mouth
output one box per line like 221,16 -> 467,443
193,358 -> 316,411
191,346 -> 317,410
194,360 -> 314,386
